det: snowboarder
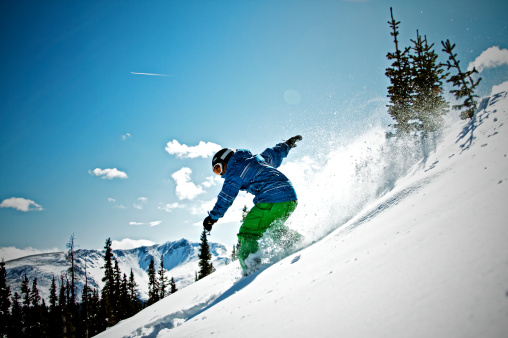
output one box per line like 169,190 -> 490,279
203,135 -> 303,274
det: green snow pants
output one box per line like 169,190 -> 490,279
237,200 -> 301,272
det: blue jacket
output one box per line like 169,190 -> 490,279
209,142 -> 297,220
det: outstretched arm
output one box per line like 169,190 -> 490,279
260,135 -> 302,168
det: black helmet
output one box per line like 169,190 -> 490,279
212,148 -> 235,175
212,148 -> 235,167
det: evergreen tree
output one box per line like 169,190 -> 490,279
158,256 -> 169,300
49,276 -> 57,311
113,258 -> 122,318
169,277 -> 178,294
198,229 -> 214,280
410,30 -> 449,133
9,292 -> 23,337
20,273 -> 31,334
241,205 -> 250,222
81,263 -> 92,338
385,7 -> 414,134
101,238 -> 116,327
64,277 -> 76,337
66,234 -> 77,306
47,276 -> 60,338
20,274 -> 31,309
87,288 -> 101,337
119,284 -> 129,317
147,258 -> 158,305
58,275 -> 69,337
231,244 -> 237,261
127,269 -> 141,316
127,269 -> 140,315
0,260 -> 11,337
28,277 -> 46,336
441,39 -> 482,119
30,278 -> 41,308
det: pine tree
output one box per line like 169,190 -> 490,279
441,39 -> 482,119
241,205 -> 250,222
20,274 -> 31,309
147,258 -> 158,305
88,288 -> 101,336
410,30 -> 449,133
80,263 -> 92,338
127,269 -> 140,315
64,277 -> 76,336
385,7 -> 414,134
49,276 -> 57,311
113,258 -> 122,318
231,244 -> 237,261
0,260 -> 11,337
20,273 -> 31,334
101,238 -> 116,325
58,275 -> 69,337
9,292 -> 23,337
158,256 -> 169,300
198,229 -> 214,280
47,276 -> 60,337
28,277 -> 45,336
118,273 -> 129,320
169,277 -> 178,294
66,234 -> 77,307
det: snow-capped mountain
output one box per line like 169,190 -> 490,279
4,239 -> 230,302
95,88 -> 508,337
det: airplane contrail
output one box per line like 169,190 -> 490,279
130,72 -> 171,76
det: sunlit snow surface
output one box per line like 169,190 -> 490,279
99,91 -> 508,338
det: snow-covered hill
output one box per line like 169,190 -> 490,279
5,239 -> 230,301
96,90 -> 508,338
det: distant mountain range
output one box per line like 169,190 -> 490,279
4,239 -> 231,302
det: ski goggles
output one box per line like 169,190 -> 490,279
213,163 -> 224,175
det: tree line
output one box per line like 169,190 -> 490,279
0,236 -> 186,337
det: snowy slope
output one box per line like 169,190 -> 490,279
97,91 -> 508,338
5,239 -> 230,301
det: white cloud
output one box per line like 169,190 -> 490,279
111,239 -> 156,250
491,81 -> 508,96
468,46 -> 508,72
202,175 -> 220,188
0,246 -> 60,261
172,167 -> 204,200
165,139 -> 222,159
0,197 -> 43,212
190,192 -> 254,225
158,202 -> 182,212
129,221 -> 144,226
149,221 -> 162,227
133,197 -> 148,210
190,198 -> 217,216
128,221 -> 162,227
89,168 -> 128,179
108,197 -> 116,203
121,133 -> 132,141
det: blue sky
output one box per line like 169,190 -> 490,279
1,0 -> 507,258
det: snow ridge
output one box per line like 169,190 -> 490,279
5,239 -> 230,302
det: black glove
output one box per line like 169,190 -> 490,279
285,135 -> 302,149
203,215 -> 217,232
